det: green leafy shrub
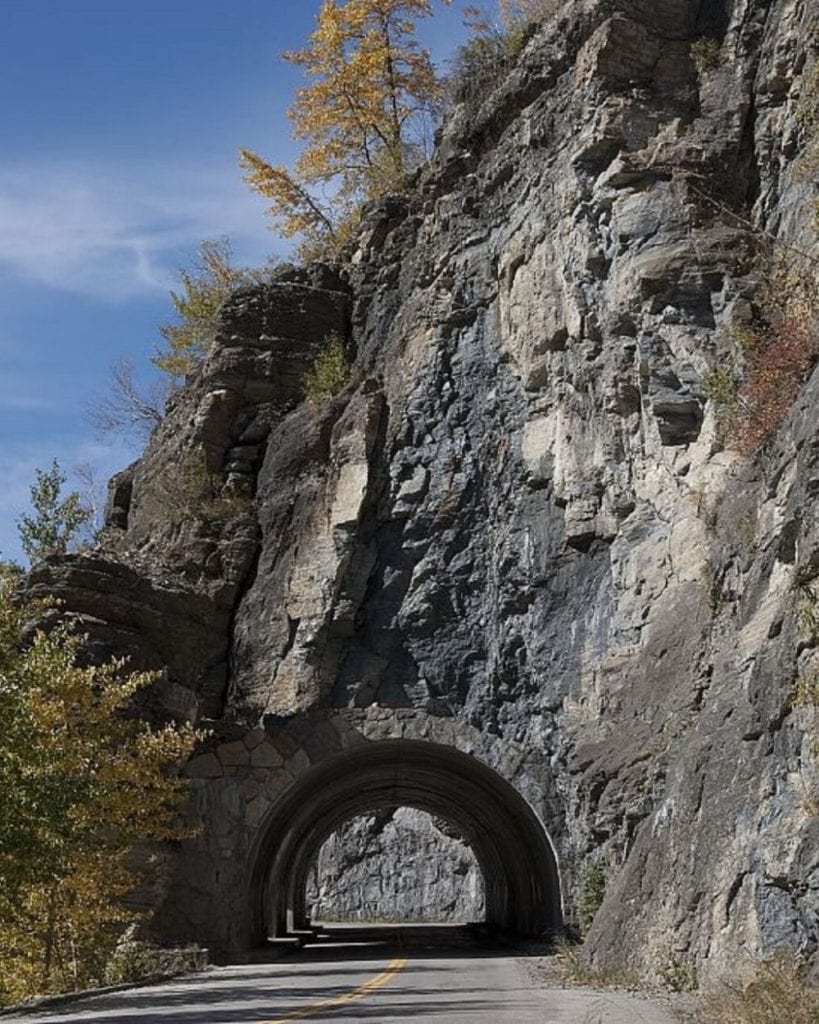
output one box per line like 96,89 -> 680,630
304,333 -> 351,403
17,461 -> 91,565
691,36 -> 721,76
577,860 -> 606,936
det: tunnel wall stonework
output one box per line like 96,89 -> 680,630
154,709 -> 565,952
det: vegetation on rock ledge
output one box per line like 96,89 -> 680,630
304,332 -> 351,403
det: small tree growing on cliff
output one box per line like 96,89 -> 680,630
153,238 -> 254,379
241,0 -> 447,259
304,332 -> 351,402
17,461 -> 91,565
87,358 -> 167,441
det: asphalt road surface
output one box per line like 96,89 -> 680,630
4,925 -> 677,1024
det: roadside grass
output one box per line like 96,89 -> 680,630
550,939 -> 638,990
549,943 -> 819,1024
680,955 -> 819,1024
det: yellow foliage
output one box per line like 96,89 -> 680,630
0,569 -> 199,1005
239,150 -> 345,258
154,238 -> 257,379
242,0 -> 447,260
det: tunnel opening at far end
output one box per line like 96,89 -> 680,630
306,807 -> 486,925
248,739 -> 562,944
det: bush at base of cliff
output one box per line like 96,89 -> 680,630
104,934 -> 208,986
688,956 -> 819,1024
551,939 -> 637,990
577,860 -> 606,937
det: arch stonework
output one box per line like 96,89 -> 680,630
158,708 -> 566,952
250,740 -> 561,940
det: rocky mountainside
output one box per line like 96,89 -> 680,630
31,0 -> 818,984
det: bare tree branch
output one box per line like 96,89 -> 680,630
87,358 -> 168,442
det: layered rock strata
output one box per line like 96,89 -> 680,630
31,0 -> 819,984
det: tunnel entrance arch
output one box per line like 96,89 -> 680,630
248,740 -> 562,943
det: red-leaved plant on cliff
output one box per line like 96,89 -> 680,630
735,316 -> 819,455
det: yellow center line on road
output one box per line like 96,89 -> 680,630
257,954 -> 408,1024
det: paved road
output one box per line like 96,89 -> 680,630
5,926 -> 677,1024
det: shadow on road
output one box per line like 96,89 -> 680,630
11,924 -> 556,1022
243,922 -> 553,965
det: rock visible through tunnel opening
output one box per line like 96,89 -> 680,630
306,807 -> 486,924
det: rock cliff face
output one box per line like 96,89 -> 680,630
32,0 -> 819,984
305,809 -> 485,923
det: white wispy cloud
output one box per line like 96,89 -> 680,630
0,158 -> 279,302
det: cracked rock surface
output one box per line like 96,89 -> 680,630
30,0 -> 819,983
306,809 -> 485,924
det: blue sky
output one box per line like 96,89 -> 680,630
0,0 -> 469,562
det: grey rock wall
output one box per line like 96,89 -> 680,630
29,0 -> 819,986
306,809 -> 485,923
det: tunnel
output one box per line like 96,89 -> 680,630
247,739 -> 563,944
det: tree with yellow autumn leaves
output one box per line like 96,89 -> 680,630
239,0 -> 562,261
0,566 -> 198,1005
241,0 -> 448,259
